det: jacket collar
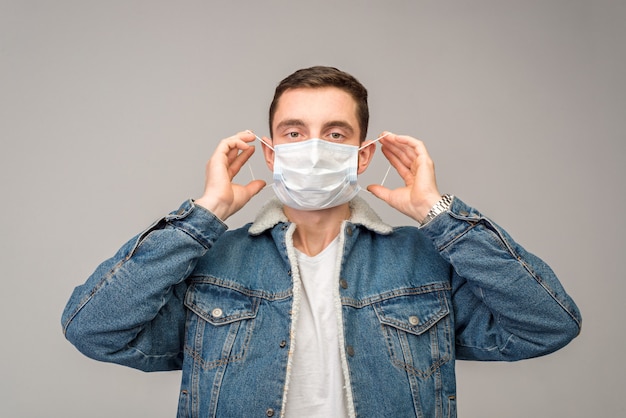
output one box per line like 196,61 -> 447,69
248,196 -> 393,236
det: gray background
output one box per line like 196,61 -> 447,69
1,1 -> 624,417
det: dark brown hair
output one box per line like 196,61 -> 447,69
269,66 -> 369,141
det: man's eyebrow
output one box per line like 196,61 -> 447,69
275,119 -> 356,135
322,120 -> 355,135
275,119 -> 306,131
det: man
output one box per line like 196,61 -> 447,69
62,66 -> 581,418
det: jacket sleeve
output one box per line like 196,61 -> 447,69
419,197 -> 582,361
61,200 -> 227,371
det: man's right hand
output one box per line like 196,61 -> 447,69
194,131 -> 266,221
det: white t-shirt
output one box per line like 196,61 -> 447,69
284,237 -> 349,417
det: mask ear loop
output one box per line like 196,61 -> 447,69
248,130 -> 274,151
380,166 -> 392,187
358,132 -> 389,151
246,130 -> 274,190
358,132 -> 392,186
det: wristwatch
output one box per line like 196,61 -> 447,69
420,194 -> 453,226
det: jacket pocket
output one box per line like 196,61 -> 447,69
183,282 -> 259,369
374,288 -> 452,379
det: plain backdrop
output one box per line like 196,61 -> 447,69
1,1 -> 624,417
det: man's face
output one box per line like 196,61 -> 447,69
270,87 -> 361,146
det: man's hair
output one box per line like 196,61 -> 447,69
269,66 -> 369,142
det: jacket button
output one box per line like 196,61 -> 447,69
340,279 -> 348,289
266,408 -> 275,417
409,315 -> 420,325
346,226 -> 353,236
459,210 -> 469,217
279,340 -> 287,348
211,308 -> 223,318
346,345 -> 355,357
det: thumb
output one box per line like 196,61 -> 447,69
366,184 -> 391,203
246,179 -> 267,197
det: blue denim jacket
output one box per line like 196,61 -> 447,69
62,196 -> 581,418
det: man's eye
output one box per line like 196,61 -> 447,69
288,132 -> 300,138
329,133 -> 343,140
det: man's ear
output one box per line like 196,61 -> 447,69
261,137 -> 275,171
357,141 -> 376,174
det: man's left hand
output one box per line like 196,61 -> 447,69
367,132 -> 442,223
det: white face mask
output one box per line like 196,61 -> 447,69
273,138 -> 359,210
255,134 -> 387,211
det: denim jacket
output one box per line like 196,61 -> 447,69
62,196 -> 581,418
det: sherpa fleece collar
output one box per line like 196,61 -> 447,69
247,196 -> 393,236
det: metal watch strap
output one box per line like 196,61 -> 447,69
420,194 -> 453,226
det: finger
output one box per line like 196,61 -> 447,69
382,132 -> 422,147
381,136 -> 420,169
218,133 -> 256,167
380,141 -> 412,169
382,134 -> 434,177
224,139 -> 253,161
227,146 -> 256,177
366,184 -> 393,203
244,179 -> 267,197
215,141 -> 249,169
229,179 -> 267,214
220,130 -> 257,153
386,135 -> 433,166
380,145 -> 414,184
238,130 -> 257,144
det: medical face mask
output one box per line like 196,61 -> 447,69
255,134 -> 387,211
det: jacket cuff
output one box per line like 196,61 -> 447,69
418,197 -> 484,249
162,199 -> 228,249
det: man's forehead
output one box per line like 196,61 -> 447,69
273,87 -> 359,124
